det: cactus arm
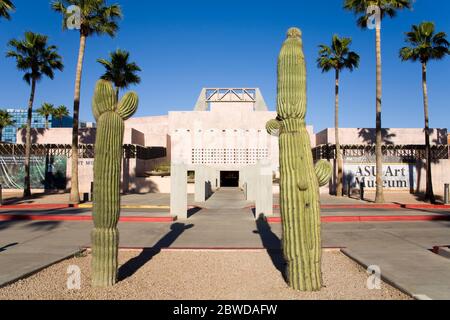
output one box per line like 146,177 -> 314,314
118,91 -> 139,120
315,160 -> 332,188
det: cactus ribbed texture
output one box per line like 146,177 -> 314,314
91,80 -> 138,287
267,28 -> 332,291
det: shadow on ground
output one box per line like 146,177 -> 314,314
254,214 -> 286,281
0,242 -> 18,253
187,207 -> 202,218
0,220 -> 62,232
118,222 -> 194,281
2,191 -> 67,206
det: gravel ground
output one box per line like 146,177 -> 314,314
0,250 -> 411,300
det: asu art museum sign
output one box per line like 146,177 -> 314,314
344,163 -> 417,190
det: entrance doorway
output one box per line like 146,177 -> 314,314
220,171 -> 239,187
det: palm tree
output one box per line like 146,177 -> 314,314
97,49 -> 141,100
400,22 -> 450,204
0,109 -> 14,142
344,0 -> 412,203
52,105 -> 70,127
317,35 -> 360,197
52,0 -> 122,204
6,31 -> 63,197
37,103 -> 55,129
0,0 -> 14,20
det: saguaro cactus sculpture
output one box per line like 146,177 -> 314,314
267,28 -> 332,291
91,80 -> 138,287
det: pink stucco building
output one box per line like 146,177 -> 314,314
12,88 -> 450,199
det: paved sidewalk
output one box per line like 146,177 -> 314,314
0,220 -> 89,287
3,190 -> 445,207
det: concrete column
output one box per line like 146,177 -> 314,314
170,164 -> 188,220
239,168 -> 247,189
207,167 -> 217,195
214,169 -> 221,189
195,167 -> 207,202
247,165 -> 260,201
255,160 -> 273,218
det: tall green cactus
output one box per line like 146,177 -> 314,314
91,80 -> 138,287
267,28 -> 332,291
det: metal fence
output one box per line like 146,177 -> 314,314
313,144 -> 449,163
0,143 -> 167,160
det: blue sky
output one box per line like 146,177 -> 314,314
0,0 -> 449,131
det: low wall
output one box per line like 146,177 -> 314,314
65,158 -> 194,195
128,176 -> 195,194
325,159 -> 450,199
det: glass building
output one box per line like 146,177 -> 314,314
1,108 -> 73,143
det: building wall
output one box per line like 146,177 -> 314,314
15,128 -> 97,145
125,116 -> 169,147
316,128 -> 448,146
169,108 -> 315,171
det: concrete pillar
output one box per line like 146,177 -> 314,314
216,169 -> 221,189
208,167 -> 217,195
239,168 -> 247,189
170,164 -> 188,219
245,165 -> 258,201
255,160 -> 274,218
195,167 -> 207,202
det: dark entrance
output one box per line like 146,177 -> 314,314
220,171 -> 239,187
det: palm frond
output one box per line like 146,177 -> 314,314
400,22 -> 450,63
0,109 -> 14,128
6,31 -> 64,85
97,49 -> 141,90
0,0 -> 15,20
52,0 -> 122,37
317,35 -> 360,73
344,0 -> 413,29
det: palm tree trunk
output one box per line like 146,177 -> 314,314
24,78 -> 36,197
70,33 -> 87,204
422,62 -> 435,203
335,69 -> 343,197
0,127 -> 3,142
45,116 -> 49,130
375,25 -> 385,203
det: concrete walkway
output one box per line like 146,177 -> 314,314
169,188 -> 263,248
3,189 -> 445,206
0,220 -> 88,287
321,222 -> 450,300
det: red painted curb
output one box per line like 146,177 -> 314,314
267,215 -> 450,223
269,204 -> 450,210
321,204 -> 402,209
0,215 -> 176,223
403,204 -> 450,210
0,204 -> 78,210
